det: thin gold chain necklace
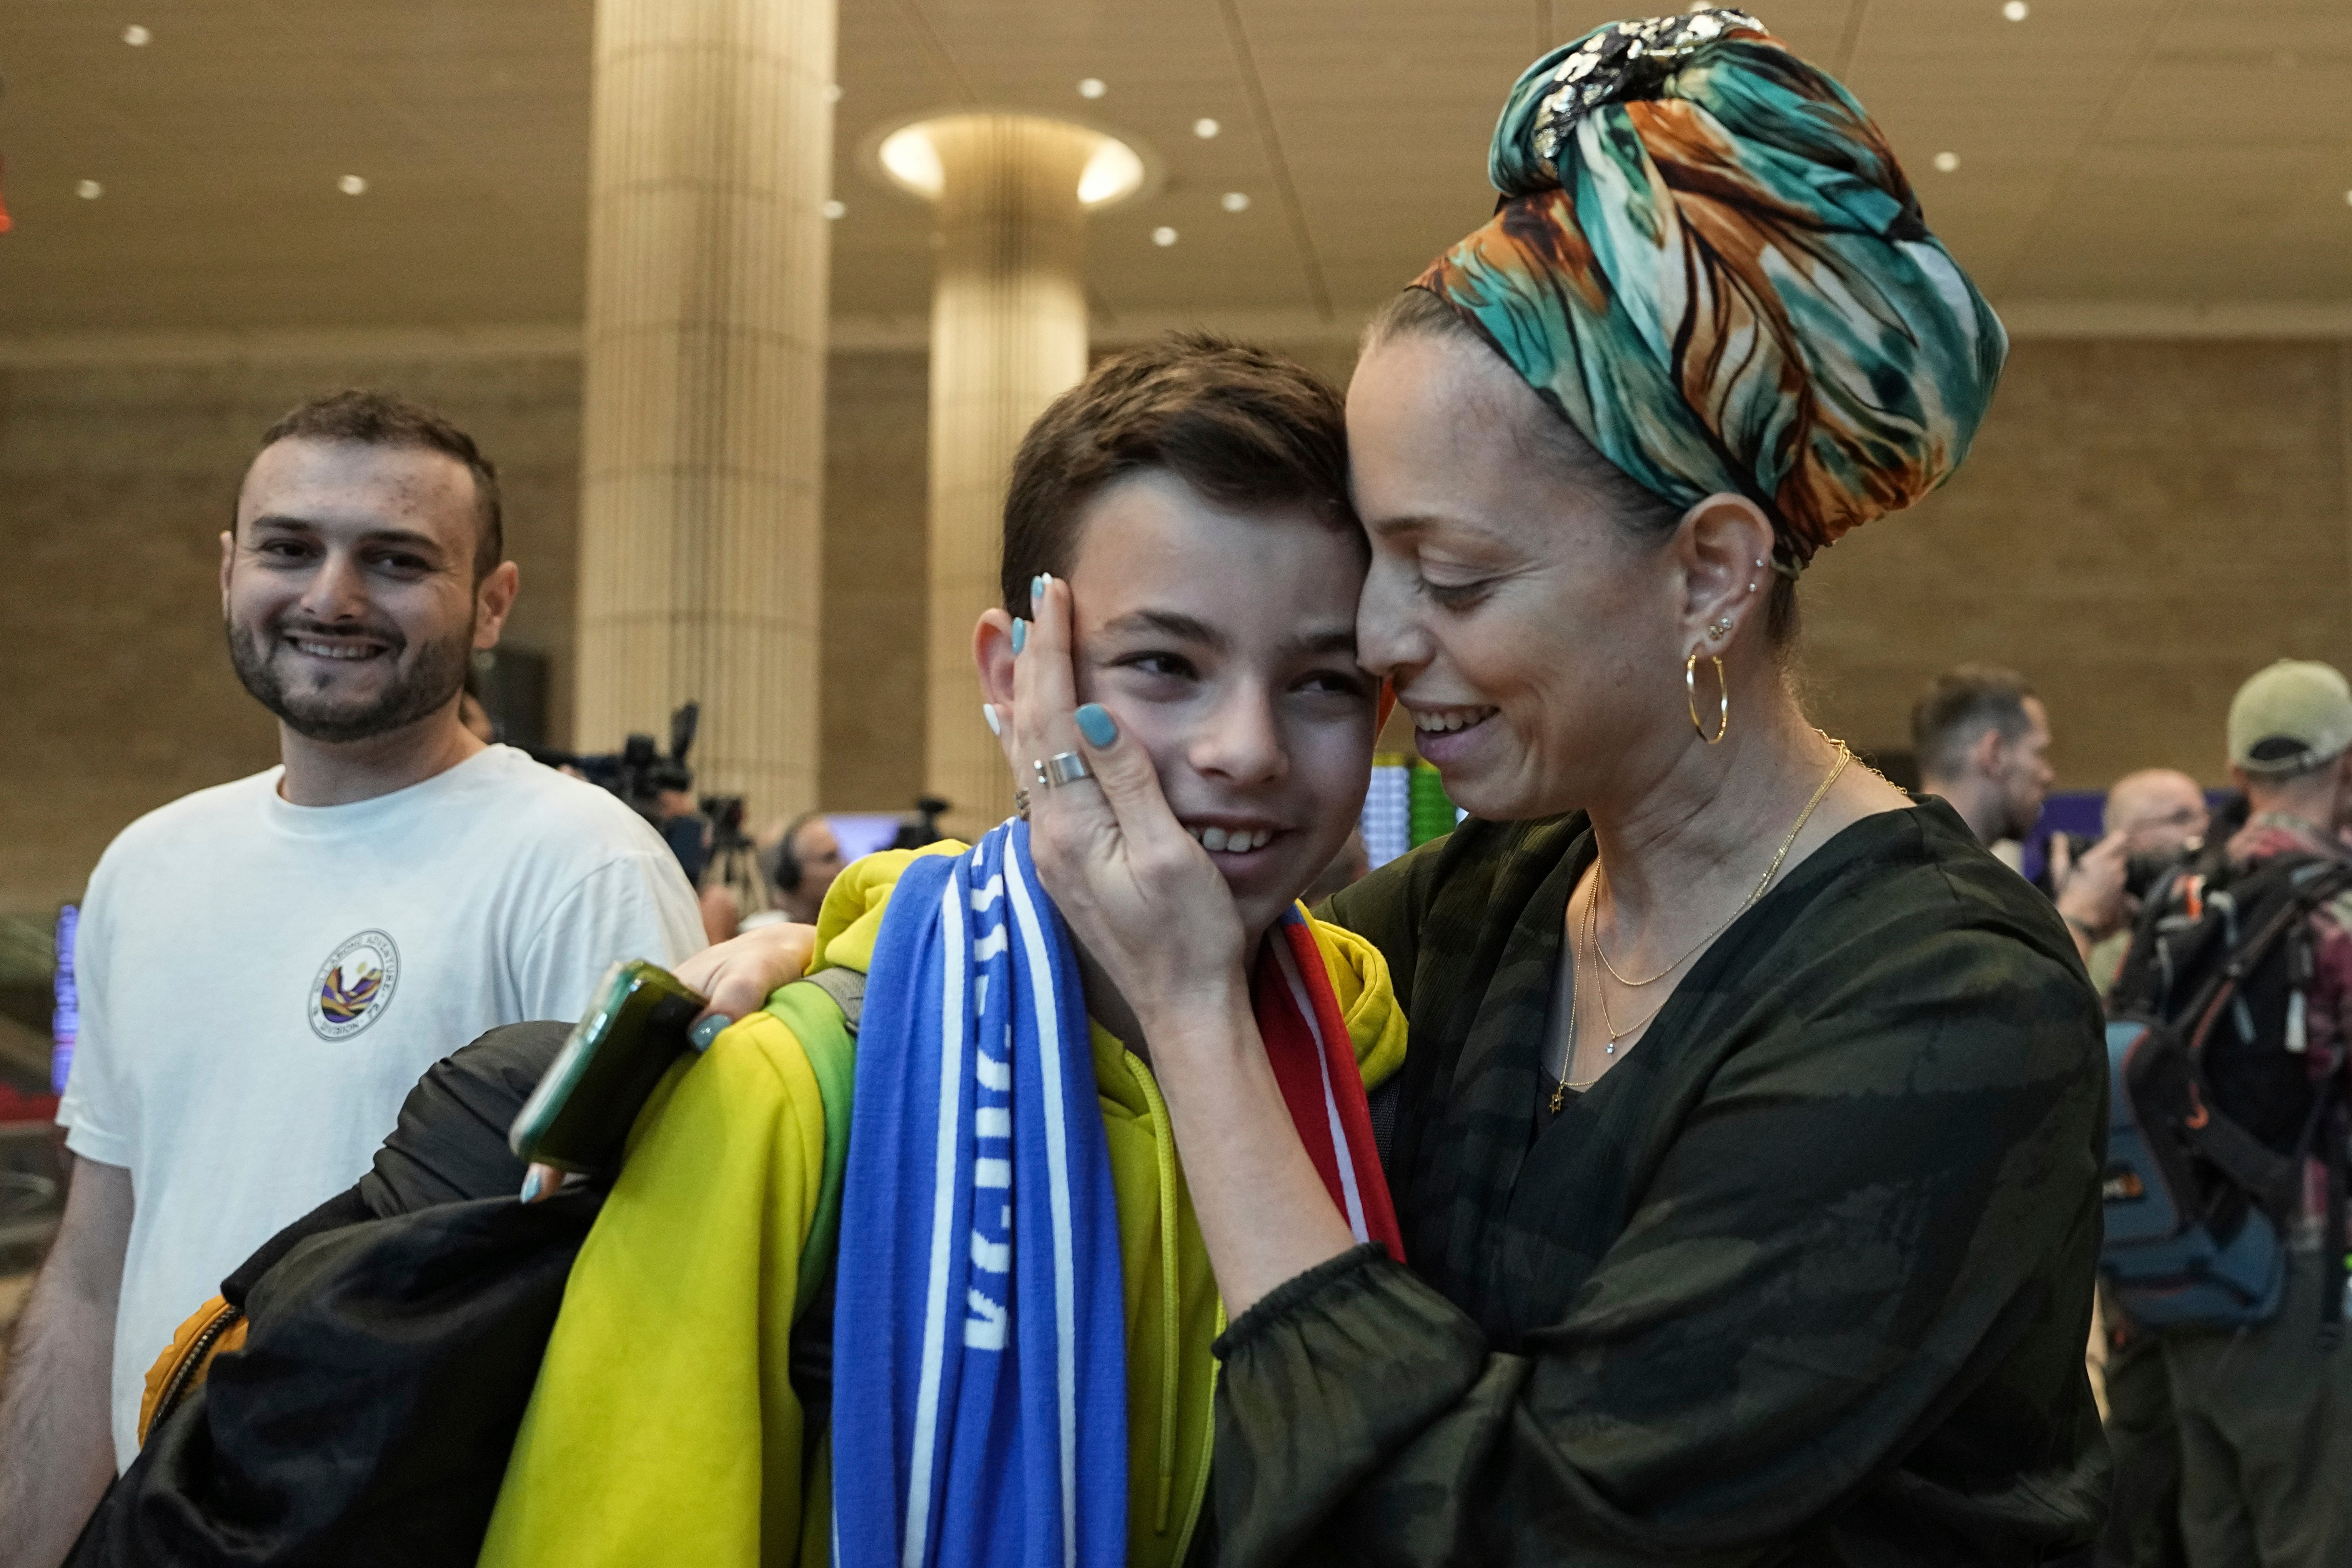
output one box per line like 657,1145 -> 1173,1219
1551,738 -> 1853,1113
1592,737 -> 1855,989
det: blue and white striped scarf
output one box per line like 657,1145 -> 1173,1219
832,823 -> 1127,1568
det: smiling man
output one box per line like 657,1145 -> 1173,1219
0,391 -> 701,1568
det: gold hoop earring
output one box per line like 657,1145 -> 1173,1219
1686,652 -> 1728,744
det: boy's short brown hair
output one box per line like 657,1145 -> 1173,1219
1000,333 -> 1356,613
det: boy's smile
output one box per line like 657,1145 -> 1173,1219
985,469 -> 1377,947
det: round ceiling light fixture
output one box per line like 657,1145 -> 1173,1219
822,199 -> 846,220
823,83 -> 842,104
874,114 -> 1153,212
1077,78 -> 1107,100
1193,118 -> 1220,139
122,24 -> 151,45
1220,191 -> 1251,212
77,180 -> 104,200
1932,151 -> 1960,173
2001,1 -> 2028,18
1152,226 -> 1178,247
1078,139 -> 1144,206
338,175 -> 368,195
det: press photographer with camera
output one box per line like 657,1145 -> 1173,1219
2047,767 -> 2210,990
2099,659 -> 2352,1567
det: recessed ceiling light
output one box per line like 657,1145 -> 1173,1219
1077,139 -> 1144,206
823,84 -> 842,104
1193,118 -> 1221,139
1932,151 -> 1960,173
122,24 -> 151,45
338,175 -> 368,195
1077,78 -> 1107,100
2001,0 -> 2028,18
822,199 -> 845,220
76,180 -> 104,200
2344,189 -> 2352,207
1220,191 -> 1250,213
879,127 -> 945,198
1152,226 -> 1178,247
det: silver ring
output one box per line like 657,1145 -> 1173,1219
1042,751 -> 1093,788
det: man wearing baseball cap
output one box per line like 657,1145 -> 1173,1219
2230,658 -> 2352,781
2152,658 -> 2352,1565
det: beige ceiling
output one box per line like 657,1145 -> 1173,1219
1,0 -> 2347,340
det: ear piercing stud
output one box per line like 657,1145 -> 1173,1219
1708,616 -> 1734,639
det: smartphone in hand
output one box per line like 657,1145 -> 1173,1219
509,960 -> 709,1175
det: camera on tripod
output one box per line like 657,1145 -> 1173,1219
534,702 -> 723,883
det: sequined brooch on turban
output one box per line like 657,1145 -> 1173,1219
1417,9 -> 2008,571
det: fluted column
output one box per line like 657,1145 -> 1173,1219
573,0 -> 835,822
920,116 -> 1099,837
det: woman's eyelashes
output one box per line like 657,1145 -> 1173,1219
1418,574 -> 1491,610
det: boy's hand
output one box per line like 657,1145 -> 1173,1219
521,920 -> 819,1201
676,920 -> 820,1029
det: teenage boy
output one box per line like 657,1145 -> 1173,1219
476,335 -> 1405,1566
0,392 -> 702,1568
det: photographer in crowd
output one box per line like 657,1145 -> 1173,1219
1911,663 -> 2169,972
2051,768 -> 2210,992
2100,660 -> 2352,1567
0,391 -> 705,1568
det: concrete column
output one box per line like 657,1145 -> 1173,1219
573,0 -> 836,822
917,115 -> 1100,836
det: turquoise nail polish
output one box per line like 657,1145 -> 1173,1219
690,1014 -> 731,1052
1075,704 -> 1118,747
1030,573 -> 1047,605
1011,618 -> 1028,654
518,1168 -> 544,1204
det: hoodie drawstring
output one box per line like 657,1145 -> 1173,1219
1120,1051 -> 1182,1533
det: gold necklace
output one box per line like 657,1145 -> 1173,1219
1551,738 -> 1854,1112
1592,737 -> 1856,988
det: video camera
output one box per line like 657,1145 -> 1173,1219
534,702 -> 727,883
2048,831 -> 2200,904
535,702 -> 701,819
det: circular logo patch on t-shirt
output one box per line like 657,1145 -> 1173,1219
308,929 -> 400,1040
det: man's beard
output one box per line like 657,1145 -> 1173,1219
1999,787 -> 2045,844
227,612 -> 473,744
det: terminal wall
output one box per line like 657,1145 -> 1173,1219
2,335 -> 2347,915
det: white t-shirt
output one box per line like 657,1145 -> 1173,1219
58,745 -> 704,1466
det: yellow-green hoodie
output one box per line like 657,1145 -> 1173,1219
479,844 -> 1405,1567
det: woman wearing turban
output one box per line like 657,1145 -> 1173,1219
1004,10 -> 2107,1561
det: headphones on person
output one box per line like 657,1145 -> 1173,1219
770,811 -> 824,894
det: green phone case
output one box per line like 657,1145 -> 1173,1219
508,959 -> 708,1174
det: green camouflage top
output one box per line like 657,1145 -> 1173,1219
1211,799 -> 2109,1565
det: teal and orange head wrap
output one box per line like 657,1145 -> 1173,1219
1418,9 -> 2006,571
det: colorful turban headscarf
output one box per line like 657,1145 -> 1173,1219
1418,9 -> 2006,570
